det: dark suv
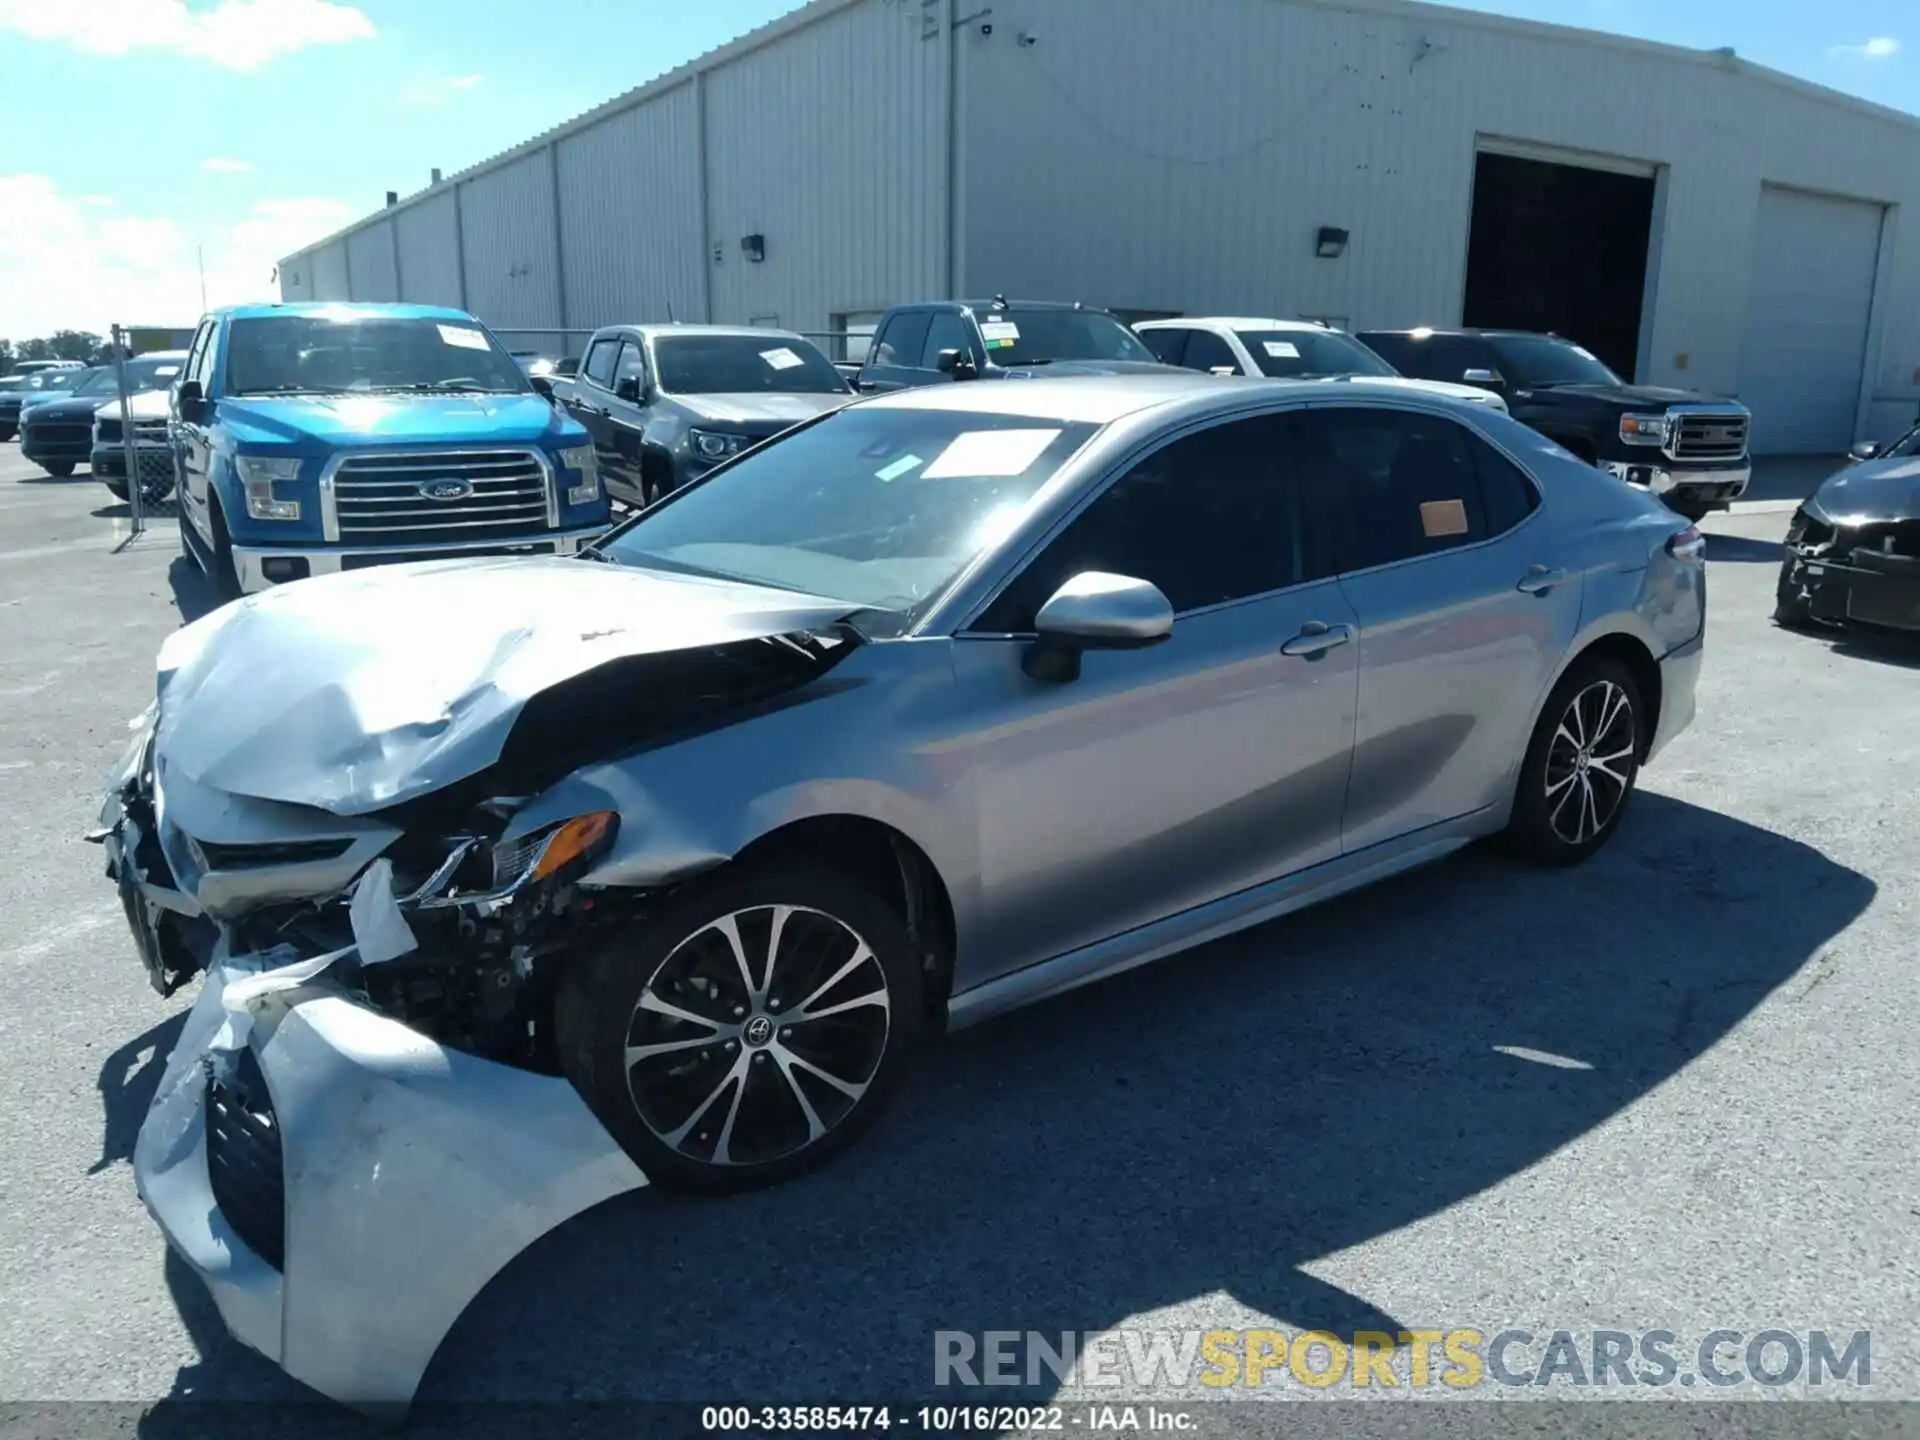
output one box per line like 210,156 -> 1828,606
1359,328 -> 1751,520
853,299 -> 1178,392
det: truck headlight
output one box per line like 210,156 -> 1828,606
235,456 -> 303,520
1619,413 -> 1670,447
556,444 -> 599,504
690,429 -> 750,462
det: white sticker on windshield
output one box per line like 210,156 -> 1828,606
922,428 -> 1060,479
438,324 -> 490,350
154,366 -> 180,377
1263,341 -> 1300,359
760,346 -> 804,371
980,321 -> 1020,350
875,454 -> 923,482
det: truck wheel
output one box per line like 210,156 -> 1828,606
0,426 -> 15,443
207,497 -> 243,602
103,479 -> 129,502
555,861 -> 923,1194
41,461 -> 74,478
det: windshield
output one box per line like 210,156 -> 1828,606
1486,334 -> 1621,388
598,406 -> 1100,612
225,314 -> 528,396
69,358 -> 180,395
35,370 -> 81,391
1239,329 -> 1396,379
988,309 -> 1158,367
652,334 -> 848,395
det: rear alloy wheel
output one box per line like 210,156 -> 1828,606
557,863 -> 922,1193
1505,657 -> 1642,865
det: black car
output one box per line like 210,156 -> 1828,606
1359,328 -> 1751,521
1775,429 -> 1920,636
20,356 -> 182,487
554,324 -> 851,506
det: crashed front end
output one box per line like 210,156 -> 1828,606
93,558 -> 864,1413
1779,505 -> 1920,633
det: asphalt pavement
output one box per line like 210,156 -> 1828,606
0,448 -> 1916,1437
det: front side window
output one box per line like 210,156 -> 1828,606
871,312 -> 931,370
987,309 -> 1159,367
974,413 -> 1326,632
598,407 -> 1100,615
920,312 -> 972,370
1485,334 -> 1620,388
1239,329 -> 1395,379
651,334 -> 846,395
1295,407 -> 1494,571
612,341 -> 648,388
224,314 -> 527,396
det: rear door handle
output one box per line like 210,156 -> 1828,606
1517,564 -> 1568,595
1280,621 -> 1355,658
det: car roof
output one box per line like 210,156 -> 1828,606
854,372 -> 1361,424
619,323 -> 810,342
1358,327 -> 1549,340
1136,317 -> 1335,333
215,301 -> 478,323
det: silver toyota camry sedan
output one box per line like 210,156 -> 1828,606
99,374 -> 1703,1409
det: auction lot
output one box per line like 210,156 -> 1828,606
0,445 -> 1917,1433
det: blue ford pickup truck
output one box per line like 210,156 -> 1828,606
171,303 -> 609,597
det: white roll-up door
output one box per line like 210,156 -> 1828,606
1738,186 -> 1883,455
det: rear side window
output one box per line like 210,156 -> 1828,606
1138,328 -> 1189,366
1361,334 -> 1485,384
583,337 -> 620,387
1465,431 -> 1540,535
871,312 -> 931,370
1296,407 -> 1490,571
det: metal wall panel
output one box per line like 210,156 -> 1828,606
557,83 -> 705,330
703,0 -> 947,335
310,241 -> 351,301
278,254 -> 315,302
457,150 -> 563,332
345,221 -> 399,303
964,0 -> 1920,438
395,190 -> 464,308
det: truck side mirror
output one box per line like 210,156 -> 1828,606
936,348 -> 978,380
615,375 -> 646,403
176,379 -> 207,423
1462,367 -> 1504,388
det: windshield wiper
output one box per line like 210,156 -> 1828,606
234,384 -> 355,396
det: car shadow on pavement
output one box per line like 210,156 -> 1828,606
168,555 -> 223,624
134,792 -> 1873,1433
90,1011 -> 186,1175
1704,533 -> 1784,564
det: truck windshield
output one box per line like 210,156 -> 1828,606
1485,334 -> 1621,388
597,406 -> 1099,614
651,335 -> 848,395
1238,329 -> 1396,379
225,315 -> 529,396
990,309 -> 1158,366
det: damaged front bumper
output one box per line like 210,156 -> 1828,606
1780,543 -> 1920,631
137,949 -> 647,1414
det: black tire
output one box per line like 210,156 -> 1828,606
1773,560 -> 1815,631
103,478 -> 129,502
207,496 -> 243,602
41,461 -> 74,478
1505,655 -> 1643,866
0,426 -> 15,443
556,861 -> 923,1194
640,451 -> 673,507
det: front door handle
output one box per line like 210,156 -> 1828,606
1517,564 -> 1568,595
1280,621 -> 1355,658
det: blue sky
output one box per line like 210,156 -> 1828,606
0,0 -> 1910,338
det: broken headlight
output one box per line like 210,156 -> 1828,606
489,811 -> 618,891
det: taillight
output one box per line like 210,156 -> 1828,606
1667,525 -> 1706,564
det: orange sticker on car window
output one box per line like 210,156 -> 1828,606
1420,499 -> 1469,537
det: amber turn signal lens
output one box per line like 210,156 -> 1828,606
530,811 -> 617,880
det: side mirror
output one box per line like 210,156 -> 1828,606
615,374 -> 646,403
936,348 -> 978,379
528,374 -> 555,399
176,379 -> 207,423
1022,572 -> 1174,682
1849,440 -> 1881,462
1462,367 -> 1504,387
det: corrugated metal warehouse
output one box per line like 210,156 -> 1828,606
278,0 -> 1920,454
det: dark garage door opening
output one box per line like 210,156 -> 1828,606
1463,151 -> 1656,381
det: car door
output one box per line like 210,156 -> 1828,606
568,335 -> 628,496
174,319 -> 217,538
949,410 -> 1361,979
602,339 -> 655,499
857,310 -> 932,392
1297,402 -> 1581,854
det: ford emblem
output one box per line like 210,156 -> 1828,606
419,478 -> 474,501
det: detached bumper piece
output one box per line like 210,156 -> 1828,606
136,956 -> 648,1415
1783,518 -> 1920,633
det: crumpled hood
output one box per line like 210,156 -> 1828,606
674,391 -> 850,428
1813,455 -> 1920,522
217,392 -> 577,447
153,555 -> 860,816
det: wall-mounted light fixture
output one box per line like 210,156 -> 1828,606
1315,226 -> 1350,259
741,233 -> 766,263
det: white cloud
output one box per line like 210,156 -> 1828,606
0,0 -> 374,71
81,194 -> 118,208
1829,36 -> 1901,61
399,70 -> 485,106
0,174 -> 353,337
201,157 -> 254,174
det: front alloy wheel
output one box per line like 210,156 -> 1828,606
1505,656 -> 1643,864
557,864 -> 922,1192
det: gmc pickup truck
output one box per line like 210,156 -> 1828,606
170,303 -> 609,598
1359,327 -> 1751,521
853,298 -> 1180,391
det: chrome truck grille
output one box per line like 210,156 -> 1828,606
321,450 -> 556,546
1665,411 -> 1749,463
